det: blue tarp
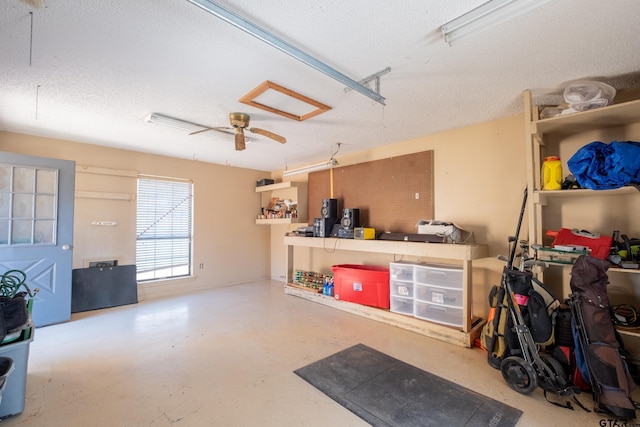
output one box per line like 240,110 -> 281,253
567,141 -> 640,190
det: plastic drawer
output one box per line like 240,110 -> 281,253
414,264 -> 463,289
389,262 -> 415,282
414,300 -> 463,328
390,280 -> 414,298
415,283 -> 463,308
390,296 -> 414,315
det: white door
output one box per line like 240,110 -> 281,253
0,152 -> 75,327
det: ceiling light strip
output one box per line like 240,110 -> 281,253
145,113 -> 236,140
185,0 -> 385,105
441,0 -> 552,45
282,158 -> 338,177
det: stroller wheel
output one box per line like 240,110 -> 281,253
501,356 -> 538,395
538,353 -> 569,392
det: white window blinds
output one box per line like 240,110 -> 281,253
136,177 -> 192,281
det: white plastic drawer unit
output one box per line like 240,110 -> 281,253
389,262 -> 415,282
390,296 -> 414,315
390,280 -> 414,298
415,283 -> 463,309
414,300 -> 463,327
414,264 -> 463,289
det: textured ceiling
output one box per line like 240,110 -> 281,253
2,0 -> 640,172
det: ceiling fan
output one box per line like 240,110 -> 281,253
190,112 -> 286,151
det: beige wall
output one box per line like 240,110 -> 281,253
0,114 -> 533,318
270,114 -> 528,318
0,132 -> 271,300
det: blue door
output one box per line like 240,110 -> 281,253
0,152 -> 75,327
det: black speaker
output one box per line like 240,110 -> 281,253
321,198 -> 338,219
340,208 -> 360,230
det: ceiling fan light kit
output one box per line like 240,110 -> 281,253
441,0 -> 552,45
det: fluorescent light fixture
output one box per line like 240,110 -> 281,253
441,0 -> 552,45
282,158 -> 338,177
145,113 -> 236,139
145,113 -> 209,133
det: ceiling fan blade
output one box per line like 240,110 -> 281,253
189,127 -> 232,136
235,129 -> 246,151
249,127 -> 286,144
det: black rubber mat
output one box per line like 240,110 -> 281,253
294,343 -> 522,427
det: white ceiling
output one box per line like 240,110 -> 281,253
2,0 -> 640,172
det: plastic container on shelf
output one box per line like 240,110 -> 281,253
542,156 -> 563,190
332,264 -> 390,309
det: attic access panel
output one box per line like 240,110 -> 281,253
239,80 -> 331,121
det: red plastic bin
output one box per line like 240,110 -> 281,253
332,264 -> 390,309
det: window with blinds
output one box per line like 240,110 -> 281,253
136,177 -> 193,282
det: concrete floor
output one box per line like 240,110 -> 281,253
0,280 -> 631,426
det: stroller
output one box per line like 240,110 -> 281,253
485,189 -> 584,408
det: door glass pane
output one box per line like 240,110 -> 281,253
0,165 -> 9,191
0,165 -> 57,246
11,220 -> 32,244
12,194 -> 33,218
14,168 -> 34,192
0,193 -> 8,217
35,195 -> 55,218
0,220 -> 7,244
34,220 -> 54,244
36,169 -> 56,194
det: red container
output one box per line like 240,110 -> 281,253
549,228 -> 612,260
332,264 -> 390,309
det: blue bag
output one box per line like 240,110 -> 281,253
567,141 -> 640,189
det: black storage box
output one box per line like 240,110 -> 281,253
71,265 -> 138,313
256,179 -> 275,187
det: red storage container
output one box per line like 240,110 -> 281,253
332,264 -> 390,309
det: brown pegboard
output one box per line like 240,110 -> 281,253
308,151 -> 433,234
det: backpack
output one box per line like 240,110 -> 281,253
569,255 -> 637,418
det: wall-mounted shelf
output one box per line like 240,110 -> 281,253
255,181 -> 307,225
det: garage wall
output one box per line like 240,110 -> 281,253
0,131 -> 271,300
269,114 -> 527,319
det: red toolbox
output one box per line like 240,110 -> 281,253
332,264 -> 390,309
548,228 -> 612,260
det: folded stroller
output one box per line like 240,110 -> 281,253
482,189 -> 583,408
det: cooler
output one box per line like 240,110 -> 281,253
332,264 -> 390,309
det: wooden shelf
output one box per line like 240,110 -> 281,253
255,181 -> 300,192
531,98 -> 640,139
533,186 -> 639,204
255,218 -> 303,225
284,284 -> 486,348
283,236 -> 487,261
256,181 -> 307,224
283,235 -> 488,346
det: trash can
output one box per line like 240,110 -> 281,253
0,357 -> 14,405
0,333 -> 33,418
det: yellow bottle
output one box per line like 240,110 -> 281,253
542,156 -> 563,190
